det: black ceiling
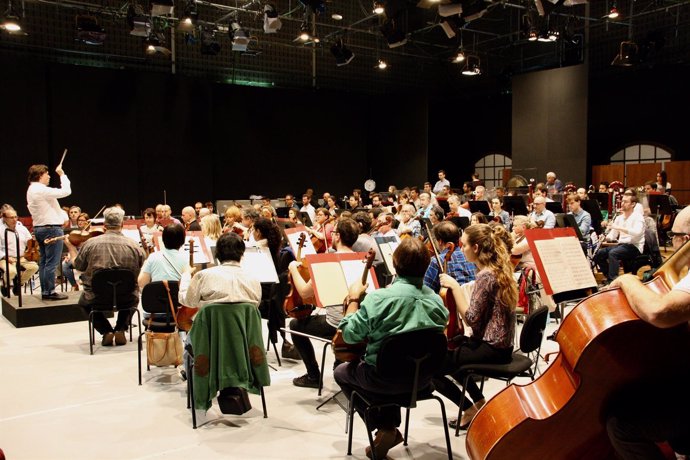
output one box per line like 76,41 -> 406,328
2,0 -> 690,94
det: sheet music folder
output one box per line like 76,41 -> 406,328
305,252 -> 379,308
241,247 -> 279,283
525,227 -> 597,297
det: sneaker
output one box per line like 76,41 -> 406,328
281,342 -> 302,360
42,292 -> 68,301
114,331 -> 127,346
365,428 -> 403,459
102,332 -> 115,346
292,373 -> 320,389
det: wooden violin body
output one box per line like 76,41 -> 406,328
23,235 -> 40,262
466,244 -> 690,460
284,233 -> 315,319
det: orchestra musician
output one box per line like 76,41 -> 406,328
594,194 -> 645,285
409,186 -> 421,209
65,206 -> 81,229
422,182 -> 438,204
334,237 -> 448,460
0,206 -> 39,296
26,163 -> 71,301
446,194 -> 472,220
433,169 -> 450,194
351,211 -> 384,267
194,201 -> 203,217
62,212 -> 90,291
397,204 -> 421,238
545,171 -> 563,194
66,207 -> 145,345
567,195 -> 592,236
325,196 -> 339,217
489,197 -> 510,229
510,215 -> 535,269
200,214 -> 221,246
138,223 -> 187,292
161,205 -> 182,226
241,208 -> 259,245
471,212 -> 488,225
416,192 -> 433,219
221,205 -> 244,235
432,223 -> 518,430
423,220 -> 476,294
529,196 -> 556,229
300,194 -> 316,224
287,217 -> 359,389
284,194 -> 300,211
181,206 -> 201,231
305,208 -> 334,254
287,208 -> 302,226
429,205 -> 445,226
606,205 -> 690,459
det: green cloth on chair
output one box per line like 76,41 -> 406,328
189,302 -> 271,411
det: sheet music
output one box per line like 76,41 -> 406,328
375,237 -> 399,276
311,262 -> 348,306
533,237 -> 595,294
340,260 -> 376,295
121,228 -> 142,245
241,248 -> 278,283
181,235 -> 211,265
286,230 -> 317,256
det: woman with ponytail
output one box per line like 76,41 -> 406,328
433,223 -> 519,429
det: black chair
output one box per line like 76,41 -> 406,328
186,302 -> 269,429
137,281 -> 180,385
88,267 -> 140,356
454,306 -> 549,436
345,329 -> 453,460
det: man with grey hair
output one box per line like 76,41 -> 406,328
545,171 -> 563,194
66,206 -> 145,346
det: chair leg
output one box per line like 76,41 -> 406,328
318,341 -> 329,396
403,407 -> 411,445
455,375 -> 471,437
137,332 -> 143,385
260,387 -> 267,418
346,392 -> 357,455
187,354 -> 197,429
88,312 -> 94,355
271,340 -> 281,367
430,396 -> 454,460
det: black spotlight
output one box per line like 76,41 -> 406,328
330,39 -> 354,66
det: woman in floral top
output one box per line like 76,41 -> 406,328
433,223 -> 518,429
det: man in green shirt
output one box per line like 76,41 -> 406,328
334,237 -> 448,459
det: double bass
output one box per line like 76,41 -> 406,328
465,241 -> 690,459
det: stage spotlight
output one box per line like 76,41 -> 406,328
330,39 -> 354,66
145,31 -> 171,56
263,4 -> 281,33
611,40 -> 639,66
127,4 -> 151,37
380,17 -> 407,48
1,0 -> 23,33
200,27 -> 220,55
373,1 -> 384,15
452,49 -> 465,63
178,0 -> 197,31
230,21 -> 250,51
461,55 -> 481,76
376,59 -> 388,70
151,0 -> 174,17
608,2 -> 619,19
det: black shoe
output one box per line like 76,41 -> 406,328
42,292 -> 68,301
12,283 -> 21,296
281,342 -> 302,360
0,286 -> 8,297
292,373 -> 320,389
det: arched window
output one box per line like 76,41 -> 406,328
610,143 -> 672,166
474,153 -> 512,189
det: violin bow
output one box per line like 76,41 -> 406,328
83,205 -> 107,231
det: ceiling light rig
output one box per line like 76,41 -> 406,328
75,14 -> 106,45
263,3 -> 281,34
376,58 -> 388,70
177,0 -> 197,31
1,0 -> 24,34
330,38 -> 354,66
608,1 -> 619,19
461,55 -> 480,76
373,1 -> 384,15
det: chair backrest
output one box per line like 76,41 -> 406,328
376,328 -> 447,382
519,305 -> 549,354
91,268 -> 137,308
141,281 -> 179,315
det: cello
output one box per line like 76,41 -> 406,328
283,232 -> 315,319
176,238 -> 199,332
465,240 -> 690,459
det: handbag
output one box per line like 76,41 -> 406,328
217,387 -> 252,415
145,280 -> 183,367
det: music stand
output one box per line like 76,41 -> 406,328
299,212 -> 313,227
448,216 -> 470,230
589,193 -> 610,213
545,202 -> 564,214
555,213 -> 584,240
275,207 -> 290,218
581,199 -> 603,234
436,197 -> 450,214
648,194 -> 673,217
468,200 -> 490,215
502,196 -> 529,217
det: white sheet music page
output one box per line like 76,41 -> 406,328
287,230 -> 317,256
182,235 -> 210,265
241,248 -> 279,283
340,259 -> 376,295
311,262 -> 348,306
534,237 -> 596,294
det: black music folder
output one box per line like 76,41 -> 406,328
545,202 -> 564,214
502,196 -> 529,216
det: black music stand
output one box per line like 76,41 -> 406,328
436,198 -> 450,214
299,212 -> 313,227
648,193 -> 673,217
275,207 -> 290,218
468,200 -> 490,215
448,216 -> 470,230
545,202 -> 564,214
589,193 -> 610,214
555,213 -> 584,240
502,196 -> 529,216
581,199 -> 603,234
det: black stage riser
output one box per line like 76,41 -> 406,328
2,292 -> 90,328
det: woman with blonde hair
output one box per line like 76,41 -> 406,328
200,214 -> 222,242
433,223 -> 518,430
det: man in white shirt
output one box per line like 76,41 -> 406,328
300,194 -> 316,225
0,206 -> 39,296
594,194 -> 645,284
432,169 -> 450,194
26,163 -> 71,300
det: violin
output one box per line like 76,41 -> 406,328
176,239 -> 200,332
465,240 -> 690,459
310,216 -> 334,254
138,227 -> 154,256
23,234 -> 40,262
284,233 -> 315,319
331,248 -> 376,362
510,234 -> 525,268
44,228 -> 105,247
